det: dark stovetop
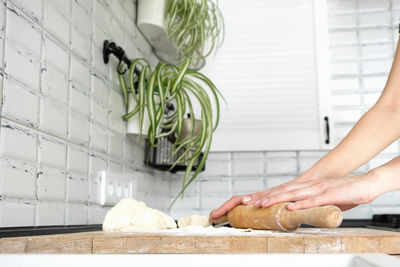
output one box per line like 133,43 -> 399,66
0,224 -> 102,238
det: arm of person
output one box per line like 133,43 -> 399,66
211,155 -> 400,218
295,37 -> 400,181
277,156 -> 400,211
210,39 -> 400,219
306,48 -> 400,180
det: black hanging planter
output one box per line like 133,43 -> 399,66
144,137 -> 205,173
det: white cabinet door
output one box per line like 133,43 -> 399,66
202,0 -> 333,151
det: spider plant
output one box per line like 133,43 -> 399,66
118,57 -> 225,208
165,0 -> 225,67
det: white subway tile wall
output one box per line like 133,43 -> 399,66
169,0 -> 400,220
0,0 -> 174,227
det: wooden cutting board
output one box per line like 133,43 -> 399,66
1,228 -> 400,254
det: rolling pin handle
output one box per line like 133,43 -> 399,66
280,204 -> 343,231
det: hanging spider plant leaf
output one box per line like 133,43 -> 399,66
118,72 -> 129,112
170,113 -> 213,208
169,84 -> 210,172
123,58 -> 152,121
123,105 -> 140,121
181,90 -> 196,140
166,0 -> 224,66
117,55 -> 225,209
174,91 -> 185,146
187,71 -> 226,129
171,58 -> 191,93
182,96 -> 211,161
138,65 -> 149,138
156,63 -> 167,118
156,121 -> 178,139
128,58 -> 146,103
146,67 -> 158,147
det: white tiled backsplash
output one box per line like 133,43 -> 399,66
0,0 -> 400,227
0,0 -> 173,227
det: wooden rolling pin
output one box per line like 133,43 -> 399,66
210,202 -> 343,232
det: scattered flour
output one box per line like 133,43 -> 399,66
170,225 -> 248,234
127,225 -> 295,236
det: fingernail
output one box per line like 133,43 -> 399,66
242,196 -> 252,203
255,200 -> 261,206
261,199 -> 269,206
287,203 -> 295,209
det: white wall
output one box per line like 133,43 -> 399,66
0,0 -> 173,227
169,0 -> 400,220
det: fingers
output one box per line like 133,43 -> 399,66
286,189 -> 336,210
271,180 -> 316,195
210,195 -> 243,219
253,185 -> 321,208
211,191 -> 277,219
242,191 -> 264,204
252,180 -> 317,208
211,178 -> 328,218
286,197 -> 327,210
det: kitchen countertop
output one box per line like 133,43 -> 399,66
0,227 -> 400,254
1,254 -> 400,267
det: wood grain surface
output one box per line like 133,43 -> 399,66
1,228 -> 400,254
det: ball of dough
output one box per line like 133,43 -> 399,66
178,215 -> 211,228
102,198 -> 177,232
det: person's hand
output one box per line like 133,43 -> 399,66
210,171 -> 318,219
210,169 -> 387,219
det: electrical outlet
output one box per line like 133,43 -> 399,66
125,181 -> 134,198
99,171 -> 112,205
99,171 -> 133,206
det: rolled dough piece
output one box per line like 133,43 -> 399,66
178,215 -> 211,228
102,198 -> 177,232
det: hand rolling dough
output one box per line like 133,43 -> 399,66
178,215 -> 211,228
102,198 -> 177,232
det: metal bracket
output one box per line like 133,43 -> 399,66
103,40 -> 141,76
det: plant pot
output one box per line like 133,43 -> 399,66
177,118 -> 202,143
137,0 -> 181,64
126,94 -> 160,136
126,112 -> 151,136
126,94 -> 150,136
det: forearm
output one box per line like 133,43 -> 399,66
373,156 -> 400,194
305,39 -> 400,180
306,104 -> 400,179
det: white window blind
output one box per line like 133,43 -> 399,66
203,0 -> 332,151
